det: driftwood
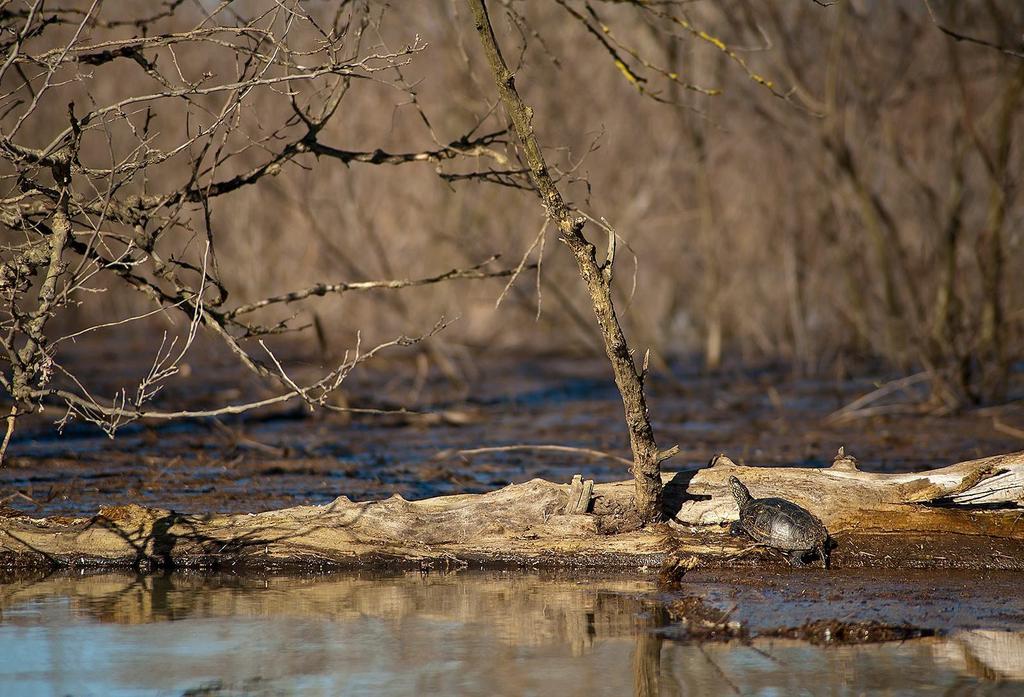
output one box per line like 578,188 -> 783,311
1,449 -> 1022,570
672,448 -> 1024,527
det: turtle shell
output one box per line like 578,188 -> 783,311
739,496 -> 826,551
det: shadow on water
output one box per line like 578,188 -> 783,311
1,569 -> 1024,696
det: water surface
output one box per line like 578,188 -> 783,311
1,570 -> 1023,696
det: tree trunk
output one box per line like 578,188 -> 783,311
464,0 -> 665,522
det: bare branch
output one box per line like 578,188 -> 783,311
38,322 -> 447,433
450,444 -> 635,468
923,0 -> 1024,60
225,256 -> 528,319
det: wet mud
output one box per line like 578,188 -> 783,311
660,567 -> 1024,638
660,528 -> 1024,574
3,350 -> 1024,520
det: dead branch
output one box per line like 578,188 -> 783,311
0,1 -> 532,445
826,372 -> 931,423
923,0 -> 1024,60
225,256 -> 530,319
36,322 -> 445,433
450,444 -> 635,468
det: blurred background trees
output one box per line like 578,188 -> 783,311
2,0 -> 1023,449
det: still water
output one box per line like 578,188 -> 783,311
0,570 -> 1022,696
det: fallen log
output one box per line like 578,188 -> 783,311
1,449 -> 1022,570
668,448 -> 1024,533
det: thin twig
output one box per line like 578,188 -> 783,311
994,418 -> 1024,441
0,406 -> 16,466
923,0 -> 1024,60
226,257 -> 521,318
451,444 -> 635,468
495,219 -> 547,309
40,323 -> 444,428
826,372 -> 931,423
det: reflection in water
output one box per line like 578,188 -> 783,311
0,571 -> 1022,696
633,606 -> 666,697
936,630 -> 1024,682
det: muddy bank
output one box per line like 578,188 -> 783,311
2,355 -> 1023,572
4,356 -> 1024,519
2,450 -> 1022,571
662,596 -> 936,644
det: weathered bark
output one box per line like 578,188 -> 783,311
1,450 -> 1023,571
670,449 -> 1024,530
0,478 -> 663,570
464,0 -> 665,522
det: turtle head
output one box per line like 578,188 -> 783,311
728,476 -> 751,506
818,529 -> 832,569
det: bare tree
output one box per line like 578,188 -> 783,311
465,0 -> 678,523
0,1 -> 520,459
2,0 -> 1022,522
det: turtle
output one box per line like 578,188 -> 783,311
728,476 -> 831,568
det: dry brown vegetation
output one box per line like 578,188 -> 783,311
0,1 -> 1022,515
197,0 -> 1024,403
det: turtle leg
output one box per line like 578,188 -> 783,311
728,521 -> 746,537
786,550 -> 810,567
